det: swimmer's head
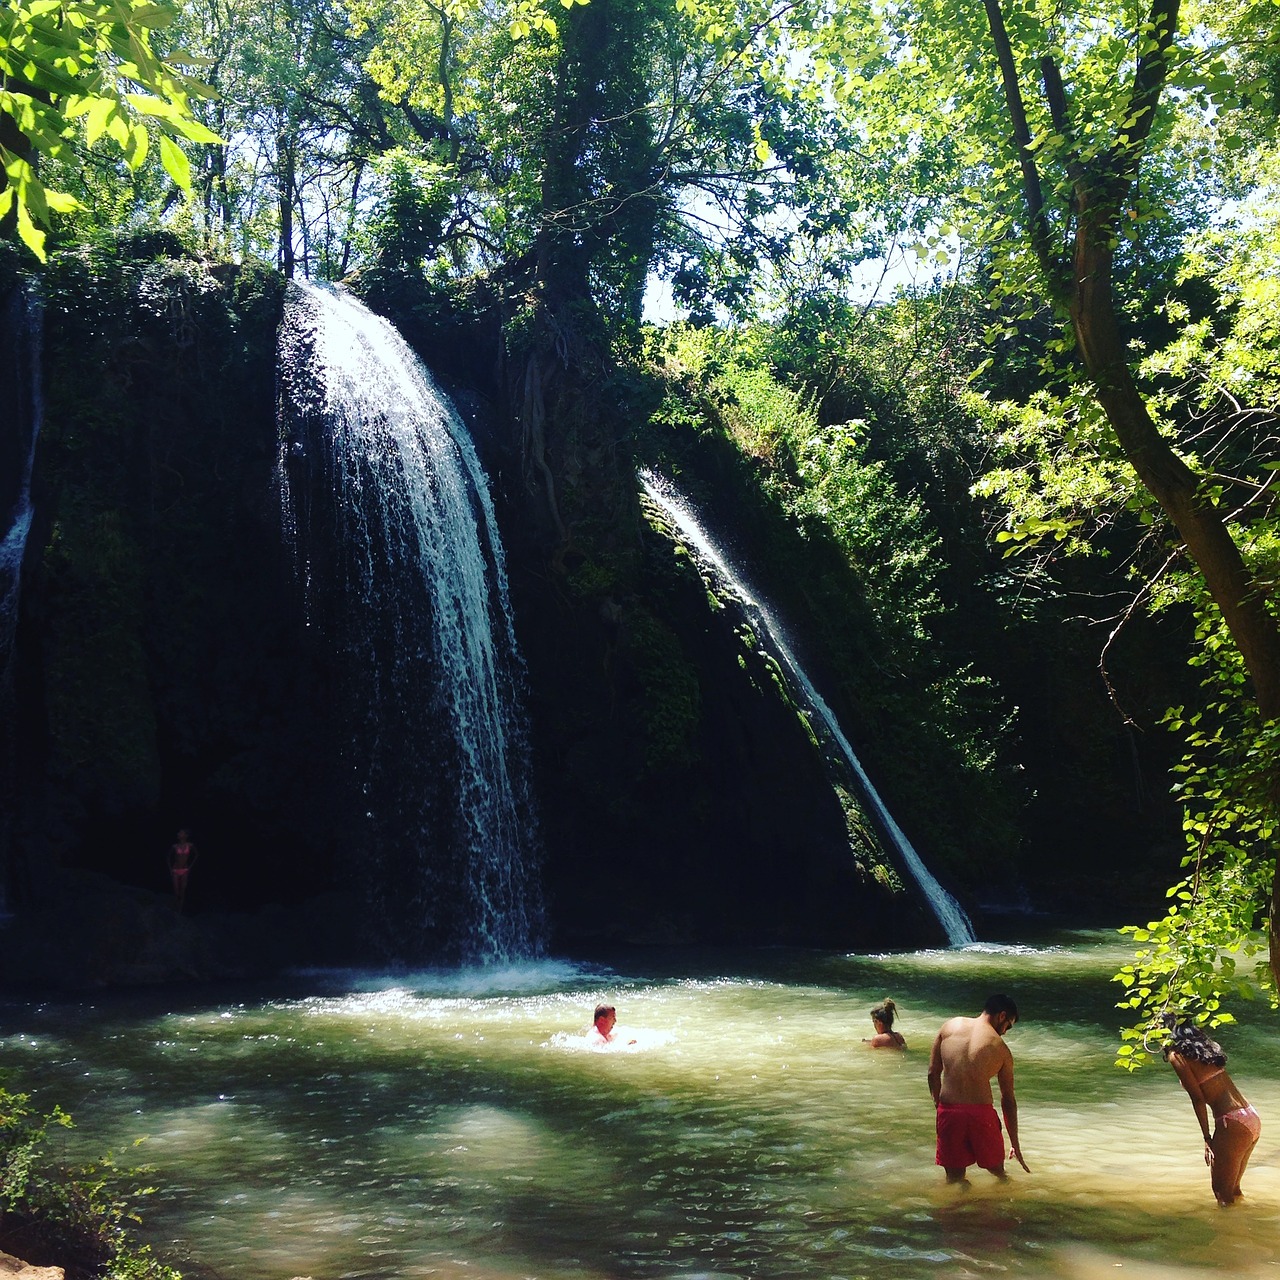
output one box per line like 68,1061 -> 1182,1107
870,998 -> 897,1030
594,1004 -> 616,1027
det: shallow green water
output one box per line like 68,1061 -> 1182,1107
2,932 -> 1278,1279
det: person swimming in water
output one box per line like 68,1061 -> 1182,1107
586,1003 -> 636,1047
1159,1015 -> 1260,1205
863,998 -> 906,1049
168,828 -> 198,912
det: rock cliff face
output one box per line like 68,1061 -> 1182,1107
514,490 -> 925,951
0,247 -> 923,987
1,245 -> 337,968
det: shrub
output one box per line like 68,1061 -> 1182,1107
0,1086 -> 180,1280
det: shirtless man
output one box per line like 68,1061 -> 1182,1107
927,993 -> 1029,1183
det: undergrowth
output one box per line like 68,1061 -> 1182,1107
0,1085 -> 180,1280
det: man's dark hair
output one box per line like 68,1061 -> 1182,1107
594,1004 -> 615,1022
983,993 -> 1018,1020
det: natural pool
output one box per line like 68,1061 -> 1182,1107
1,931 -> 1277,1279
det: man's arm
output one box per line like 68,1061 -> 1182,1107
996,1052 -> 1031,1172
927,1032 -> 944,1104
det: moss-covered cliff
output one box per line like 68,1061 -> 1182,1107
357,267 -> 929,951
4,242 -> 316,914
0,246 -> 926,986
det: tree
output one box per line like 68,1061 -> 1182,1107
0,0 -> 219,259
836,0 -> 1280,997
349,0 -> 869,322
343,0 -> 881,558
172,0 -> 403,274
981,0 -> 1280,719
976,0 -> 1280,990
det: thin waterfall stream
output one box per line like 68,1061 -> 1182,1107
641,469 -> 975,946
277,283 -> 543,962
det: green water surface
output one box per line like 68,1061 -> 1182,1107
1,932 -> 1277,1280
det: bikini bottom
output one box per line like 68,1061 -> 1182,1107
1219,1105 -> 1261,1141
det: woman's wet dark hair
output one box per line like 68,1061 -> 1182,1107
1159,1014 -> 1227,1066
870,998 -> 897,1029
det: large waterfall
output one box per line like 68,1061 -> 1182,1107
277,283 -> 544,963
641,470 -> 975,947
0,288 -> 43,921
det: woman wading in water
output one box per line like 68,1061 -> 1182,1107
1161,1017 -> 1260,1205
863,998 -> 906,1049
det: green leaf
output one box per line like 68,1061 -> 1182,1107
15,200 -> 47,262
159,133 -> 190,188
84,95 -> 115,148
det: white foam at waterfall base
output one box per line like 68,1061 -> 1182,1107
639,469 -> 975,946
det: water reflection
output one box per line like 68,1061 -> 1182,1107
0,934 -> 1277,1278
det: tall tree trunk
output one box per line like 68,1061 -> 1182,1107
983,0 -> 1280,987
278,131 -> 296,279
1070,218 -> 1280,719
1070,210 -> 1280,982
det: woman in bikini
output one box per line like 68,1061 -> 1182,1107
863,998 -> 906,1049
1161,1017 -> 1260,1205
168,828 -> 198,913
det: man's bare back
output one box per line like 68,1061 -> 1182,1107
930,1016 -> 1012,1105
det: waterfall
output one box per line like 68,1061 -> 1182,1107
640,470 -> 975,947
0,288 -> 43,921
277,283 -> 544,963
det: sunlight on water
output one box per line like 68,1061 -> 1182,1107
1,933 -> 1278,1279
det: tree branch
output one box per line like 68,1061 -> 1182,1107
980,0 -> 1066,297
1109,0 -> 1181,191
1038,55 -> 1086,185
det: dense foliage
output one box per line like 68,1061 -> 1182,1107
0,0 -> 219,259
3,0 -> 1279,1049
0,1085 -> 177,1280
638,321 -> 1024,889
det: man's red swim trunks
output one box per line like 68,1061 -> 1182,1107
935,1102 -> 1004,1170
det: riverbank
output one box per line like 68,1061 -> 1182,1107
0,1252 -> 61,1280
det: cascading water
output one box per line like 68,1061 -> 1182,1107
277,283 -> 544,963
0,288 -> 43,921
640,470 -> 975,946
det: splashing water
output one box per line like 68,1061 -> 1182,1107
640,469 -> 975,946
278,283 -> 544,963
